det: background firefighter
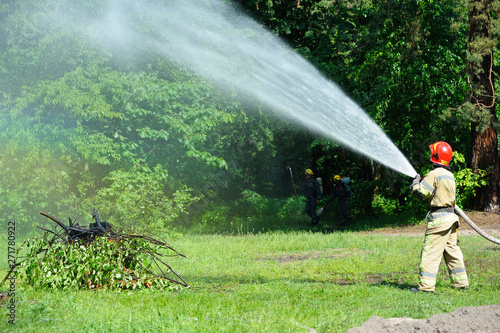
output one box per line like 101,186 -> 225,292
296,169 -> 322,225
410,141 -> 469,293
326,175 -> 353,226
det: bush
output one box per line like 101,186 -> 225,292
89,165 -> 200,234
18,234 -> 186,290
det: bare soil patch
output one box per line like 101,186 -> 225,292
346,304 -> 500,333
255,248 -> 369,263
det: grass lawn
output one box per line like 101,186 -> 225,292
1,229 -> 499,332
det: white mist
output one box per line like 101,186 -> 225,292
90,0 -> 416,177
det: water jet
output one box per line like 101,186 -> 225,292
88,0 -> 417,177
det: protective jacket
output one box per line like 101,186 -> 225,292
299,178 -> 322,200
329,182 -> 352,204
412,165 -> 458,234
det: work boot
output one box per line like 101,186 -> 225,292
453,286 -> 468,290
411,287 -> 433,293
311,218 -> 320,225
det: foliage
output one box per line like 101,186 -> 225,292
90,165 -> 200,234
0,146 -> 199,236
455,167 -> 490,206
190,192 -> 306,234
0,147 -> 78,235
453,152 -> 490,207
18,234 -> 183,290
6,64 -> 235,170
372,195 -> 397,216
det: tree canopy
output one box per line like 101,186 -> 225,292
1,0 -> 498,234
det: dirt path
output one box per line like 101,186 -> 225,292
346,210 -> 500,333
361,210 -> 500,238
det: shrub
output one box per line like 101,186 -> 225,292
453,152 -> 489,207
18,234 -> 187,290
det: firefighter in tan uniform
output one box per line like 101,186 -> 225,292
410,141 -> 469,292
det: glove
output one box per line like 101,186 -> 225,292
411,174 -> 421,188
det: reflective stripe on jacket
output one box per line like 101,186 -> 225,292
412,167 -> 459,233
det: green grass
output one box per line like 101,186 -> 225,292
1,229 -> 499,332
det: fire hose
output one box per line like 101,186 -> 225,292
454,205 -> 500,245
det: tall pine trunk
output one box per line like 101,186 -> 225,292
467,0 -> 499,211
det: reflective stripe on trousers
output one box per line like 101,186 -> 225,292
418,223 -> 468,291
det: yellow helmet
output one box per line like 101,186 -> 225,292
305,169 -> 314,175
334,175 -> 341,181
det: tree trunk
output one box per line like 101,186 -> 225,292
468,0 -> 500,211
471,122 -> 499,211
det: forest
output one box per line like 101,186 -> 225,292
1,0 -> 499,236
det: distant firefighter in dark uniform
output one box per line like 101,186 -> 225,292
326,175 -> 353,225
296,169 -> 322,225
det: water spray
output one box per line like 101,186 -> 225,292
86,0 -> 417,177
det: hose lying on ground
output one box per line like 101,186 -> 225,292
454,205 -> 500,245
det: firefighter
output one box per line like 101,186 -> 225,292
410,141 -> 469,292
326,175 -> 353,225
296,169 -> 322,225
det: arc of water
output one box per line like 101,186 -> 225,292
91,0 -> 417,177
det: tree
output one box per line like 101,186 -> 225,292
466,0 -> 500,211
235,0 -> 474,213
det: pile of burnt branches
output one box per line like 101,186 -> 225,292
3,209 -> 189,289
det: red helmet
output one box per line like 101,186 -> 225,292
429,141 -> 453,166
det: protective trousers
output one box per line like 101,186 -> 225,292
305,196 -> 319,223
418,222 -> 468,292
338,201 -> 352,224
